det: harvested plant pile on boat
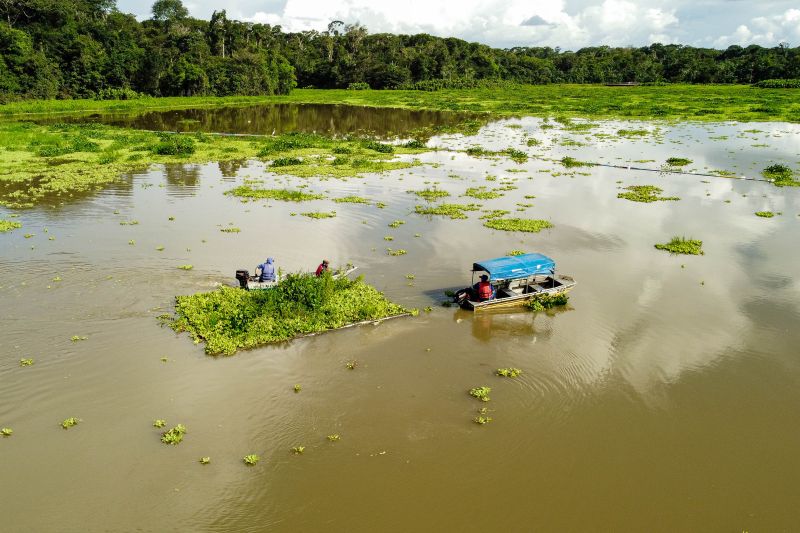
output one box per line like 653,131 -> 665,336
166,272 -> 411,355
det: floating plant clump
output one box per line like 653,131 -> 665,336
161,424 -> 187,445
243,454 -> 260,466
469,386 -> 491,402
617,185 -> 680,203
166,272 -> 412,355
61,417 -> 81,429
414,203 -> 481,220
496,368 -> 523,378
225,186 -> 324,202
654,236 -> 704,255
0,220 -> 22,233
300,211 -> 336,219
483,218 -> 553,233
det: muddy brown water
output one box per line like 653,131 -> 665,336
2,111 -> 800,532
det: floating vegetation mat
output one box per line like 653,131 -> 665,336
414,203 -> 481,219
665,157 -> 692,167
483,218 -> 553,232
0,125 -> 425,208
762,164 -> 800,187
225,186 -> 324,202
617,185 -> 680,203
755,211 -> 775,218
654,236 -> 704,255
0,220 -> 22,233
165,273 -> 413,355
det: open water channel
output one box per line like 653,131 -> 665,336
2,105 -> 800,532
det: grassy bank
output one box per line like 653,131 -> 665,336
0,122 -> 424,208
2,85 -> 799,123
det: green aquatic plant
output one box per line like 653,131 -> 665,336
473,407 -> 493,425
220,227 -> 241,233
156,246 -> 165,251
424,306 -> 433,312
71,335 -> 88,342
617,185 -> 680,203
414,203 -> 481,220
363,140 -> 394,153
271,156 -> 303,167
291,446 -> 305,454
560,156 -> 593,168
152,134 -> 196,156
383,235 -> 394,241
167,273 -> 410,355
1,427 -> 12,436
617,129 -> 649,136
469,386 -> 491,402
526,138 -> 541,146
464,187 -> 502,200
505,148 -> 528,163
178,265 -> 193,270
327,434 -> 340,441
483,218 -> 553,232
301,211 -> 336,219
225,186 -> 324,202
333,195 -> 371,204
61,417 -> 80,429
507,250 -> 525,256
388,219 -> 405,228
161,424 -> 187,445
386,248 -> 407,256
153,419 -> 166,428
19,358 -> 34,366
479,209 -> 510,220
412,188 -> 450,201
346,360 -> 358,370
654,236 -> 704,255
755,211 -> 775,218
762,164 -> 799,186
525,292 -> 569,311
0,220 -> 22,233
199,457 -> 211,464
496,368 -> 523,378
243,454 -> 260,466
293,384 -> 302,393
665,157 -> 692,166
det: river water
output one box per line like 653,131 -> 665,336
1,107 -> 799,532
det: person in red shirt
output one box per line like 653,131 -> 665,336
315,259 -> 329,277
474,274 -> 495,301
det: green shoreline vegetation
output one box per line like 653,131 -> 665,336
165,272 -> 412,355
3,85 -> 799,123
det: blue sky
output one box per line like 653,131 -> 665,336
117,0 -> 800,49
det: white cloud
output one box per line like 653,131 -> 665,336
714,8 -> 800,47
116,0 -> 799,49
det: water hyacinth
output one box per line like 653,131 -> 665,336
166,272 -> 411,355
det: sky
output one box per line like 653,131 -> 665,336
117,0 -> 800,50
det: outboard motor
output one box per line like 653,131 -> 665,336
235,270 -> 250,289
453,288 -> 471,305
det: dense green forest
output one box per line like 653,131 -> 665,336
1,0 -> 799,100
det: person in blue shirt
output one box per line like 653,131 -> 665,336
255,257 -> 276,282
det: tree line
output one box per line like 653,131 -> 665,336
1,0 -> 798,100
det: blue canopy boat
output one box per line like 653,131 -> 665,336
453,253 -> 575,310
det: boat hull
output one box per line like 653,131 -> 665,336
459,275 -> 576,311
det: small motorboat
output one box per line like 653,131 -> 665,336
453,253 -> 575,311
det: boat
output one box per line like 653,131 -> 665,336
234,264 -> 358,290
453,253 -> 575,311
